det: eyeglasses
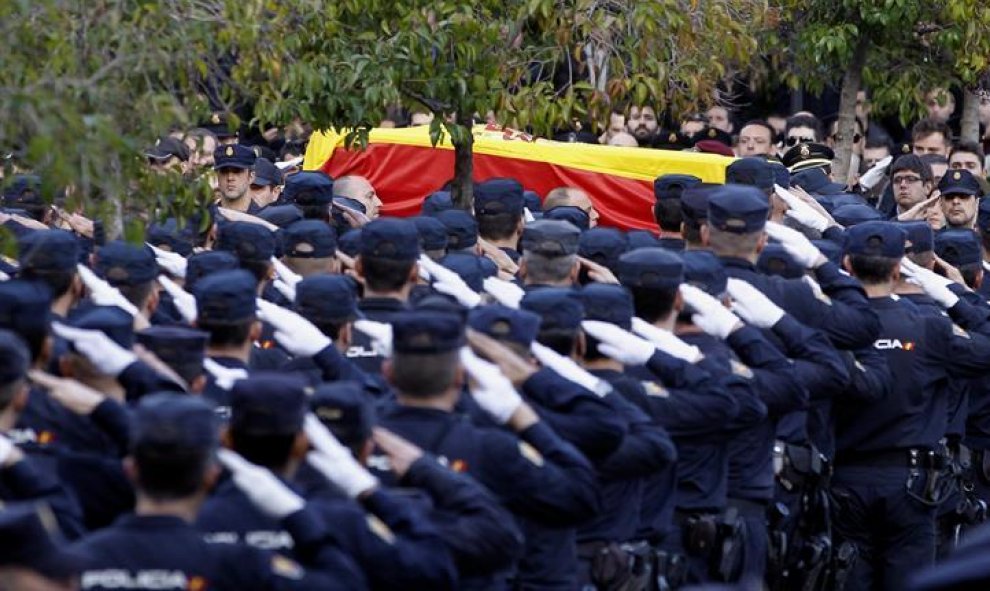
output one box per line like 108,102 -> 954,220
785,136 -> 815,147
892,175 -> 923,185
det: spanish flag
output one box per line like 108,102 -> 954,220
304,124 -> 732,230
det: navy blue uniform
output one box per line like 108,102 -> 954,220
833,295 -> 990,591
197,473 -> 456,591
377,403 -> 600,591
73,512 -> 363,590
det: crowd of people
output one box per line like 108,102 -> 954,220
3,88 -> 990,591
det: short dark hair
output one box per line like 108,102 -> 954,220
477,212 -> 521,241
198,318 -> 255,348
740,120 -> 775,140
631,285 -> 678,323
117,280 -> 155,310
959,264 -> 982,290
391,351 -> 459,397
682,218 -> 704,246
654,200 -> 683,233
890,154 -> 933,183
785,114 -> 823,141
951,141 -> 986,165
296,200 -> 330,223
19,268 -> 75,299
360,255 -> 415,292
522,252 -> 576,285
229,431 -> 297,471
912,118 -> 952,144
847,254 -> 899,285
238,259 -> 271,286
535,327 -> 578,356
132,445 -> 211,501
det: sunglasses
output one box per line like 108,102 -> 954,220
785,136 -> 815,147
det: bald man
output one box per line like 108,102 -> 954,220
543,187 -> 600,227
333,175 -> 384,219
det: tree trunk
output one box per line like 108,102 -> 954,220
960,89 -> 981,144
833,37 -> 870,184
451,118 -> 474,210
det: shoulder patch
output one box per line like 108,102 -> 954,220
270,554 -> 304,580
518,441 -> 545,467
730,359 -> 754,379
366,514 -> 396,544
952,323 -> 971,339
642,381 -> 669,398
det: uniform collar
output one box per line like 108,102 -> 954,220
358,297 -> 407,312
116,514 -> 190,529
718,256 -> 757,271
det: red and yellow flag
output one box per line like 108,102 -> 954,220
304,124 -> 732,230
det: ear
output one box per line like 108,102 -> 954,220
452,363 -> 465,390
673,289 -> 685,313
755,232 -> 769,254
575,331 -> 587,360
220,427 -> 234,450
358,439 -> 374,466
58,355 -> 75,378
11,383 -> 29,413
842,254 -> 853,274
338,323 -> 352,349
975,269 -> 984,290
355,256 -> 366,280
407,262 -> 420,285
700,224 -> 711,246
202,461 -> 221,493
37,336 -> 54,369
518,258 -> 528,280
146,287 -> 160,316
190,374 -> 208,394
71,275 -> 85,300
249,320 -> 263,342
381,358 -> 395,386
290,432 -> 309,460
123,456 -> 139,486
568,259 -> 580,283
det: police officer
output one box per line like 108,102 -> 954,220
71,392 -> 364,590
832,221 -> 990,590
376,311 -> 600,590
16,229 -> 84,319
213,143 -> 262,214
196,373 -> 457,590
653,174 -> 702,251
474,178 -> 526,263
0,502 -> 86,590
308,382 -> 524,589
279,219 -> 339,278
518,219 -> 583,288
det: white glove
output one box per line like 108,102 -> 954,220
0,270 -> 9,281
433,277 -> 483,308
256,299 -> 332,357
353,320 -> 392,357
418,255 -> 457,284
271,257 -> 302,289
272,279 -> 296,302
726,278 -> 785,328
77,264 -> 139,316
52,322 -> 137,376
148,244 -> 187,278
774,184 -> 830,233
900,258 -> 960,308
0,433 -> 15,466
459,347 -> 523,423
581,320 -> 658,366
523,208 -> 536,223
157,275 -> 197,323
304,415 -> 379,498
631,317 -> 703,363
859,155 -> 893,190
765,221 -> 825,269
530,341 -> 612,397
203,358 -> 248,390
217,448 -> 305,519
679,284 -> 741,339
483,277 -> 525,309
